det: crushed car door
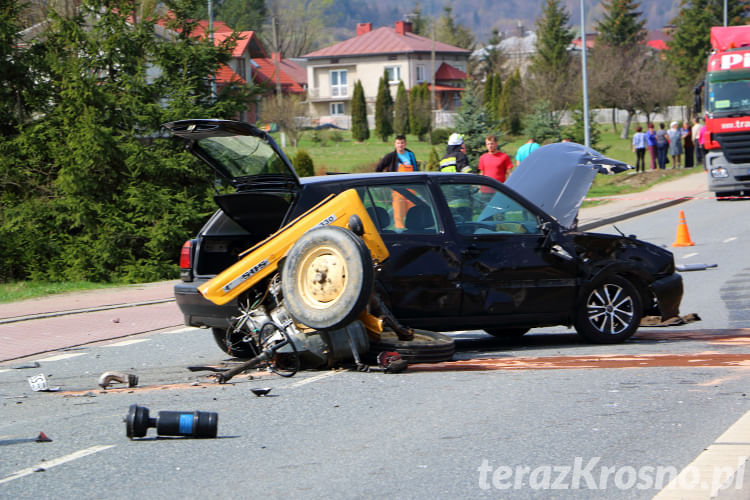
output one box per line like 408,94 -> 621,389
357,182 -> 462,321
438,181 -> 578,319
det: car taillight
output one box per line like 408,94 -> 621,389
179,240 -> 192,269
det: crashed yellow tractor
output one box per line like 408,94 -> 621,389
198,189 -> 409,380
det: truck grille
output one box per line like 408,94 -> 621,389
715,131 -> 750,163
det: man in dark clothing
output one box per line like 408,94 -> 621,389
375,135 -> 418,172
439,133 -> 471,172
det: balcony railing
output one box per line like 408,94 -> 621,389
308,85 -> 353,101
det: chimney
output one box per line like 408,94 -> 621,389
395,21 -> 412,35
356,23 -> 372,36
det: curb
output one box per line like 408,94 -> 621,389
578,196 -> 695,231
0,298 -> 176,325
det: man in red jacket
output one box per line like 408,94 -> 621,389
478,135 -> 513,183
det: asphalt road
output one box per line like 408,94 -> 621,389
2,178 -> 750,499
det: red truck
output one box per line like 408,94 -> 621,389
695,26 -> 750,198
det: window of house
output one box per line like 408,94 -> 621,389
236,58 -> 246,80
330,102 -> 344,115
385,66 -> 401,84
416,65 -> 425,83
330,69 -> 347,97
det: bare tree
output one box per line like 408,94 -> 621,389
263,0 -> 333,57
260,94 -> 307,147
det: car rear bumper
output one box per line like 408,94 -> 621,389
174,281 -> 239,329
650,273 -> 683,320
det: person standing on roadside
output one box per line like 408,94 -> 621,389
655,122 -> 669,169
515,137 -> 540,167
478,135 -> 513,183
632,126 -> 647,173
692,117 -> 705,165
667,121 -> 683,168
646,123 -> 657,170
440,133 -> 471,172
683,121 -> 694,168
698,124 -> 708,170
375,135 -> 418,172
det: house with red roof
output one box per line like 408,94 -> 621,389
302,21 -> 470,127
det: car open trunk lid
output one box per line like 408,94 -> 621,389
164,119 -> 301,232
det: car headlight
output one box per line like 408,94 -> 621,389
711,167 -> 729,178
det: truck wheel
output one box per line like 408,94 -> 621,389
212,327 -> 254,358
484,328 -> 530,339
369,329 -> 455,363
574,275 -> 642,344
282,226 -> 373,330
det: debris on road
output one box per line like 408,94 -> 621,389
98,371 -> 138,389
11,361 -> 40,369
125,404 -> 218,439
250,387 -> 272,396
640,313 -> 701,327
676,263 -> 718,272
27,374 -> 60,392
36,432 -> 52,443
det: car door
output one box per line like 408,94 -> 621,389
437,180 -> 578,323
355,180 -> 462,323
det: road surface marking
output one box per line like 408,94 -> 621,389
290,371 -> 340,388
654,410 -> 750,499
0,369 -> 10,374
0,444 -> 114,485
683,252 -> 698,259
161,327 -> 199,335
38,352 -> 86,362
724,237 -> 738,243
103,339 -> 150,347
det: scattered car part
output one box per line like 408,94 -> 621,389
27,374 -> 60,392
676,263 -> 718,272
11,361 -> 41,369
375,351 -> 408,373
36,432 -> 52,443
98,371 -> 138,389
369,330 -> 455,363
125,404 -> 218,439
250,387 -> 272,396
187,365 -> 229,373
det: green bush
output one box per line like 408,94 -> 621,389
293,149 -> 315,177
330,131 -> 344,142
431,128 -> 452,145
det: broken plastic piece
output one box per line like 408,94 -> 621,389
250,387 -> 272,397
125,404 -> 218,439
675,263 -> 718,272
98,371 -> 138,389
36,432 -> 52,443
27,374 -> 60,392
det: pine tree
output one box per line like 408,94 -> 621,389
375,70 -> 394,142
531,0 -> 575,74
498,69 -> 523,135
483,73 -> 502,123
293,149 -> 315,177
350,80 -> 369,142
409,83 -> 431,141
455,81 -> 501,166
667,0 -> 749,89
596,0 -> 647,48
523,101 -> 562,144
393,80 -> 410,136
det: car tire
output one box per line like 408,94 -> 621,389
484,327 -> 530,339
574,275 -> 642,344
212,327 -> 254,358
369,329 -> 455,363
282,226 -> 374,330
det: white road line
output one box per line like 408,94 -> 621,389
161,327 -> 199,335
682,252 -> 698,259
38,352 -> 87,362
289,370 -> 340,388
654,410 -> 750,499
103,338 -> 150,347
0,369 -> 10,374
723,237 -> 738,243
0,444 -> 114,485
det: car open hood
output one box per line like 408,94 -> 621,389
163,119 -> 301,191
505,142 -> 632,228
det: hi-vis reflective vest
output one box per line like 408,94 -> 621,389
439,156 -> 458,172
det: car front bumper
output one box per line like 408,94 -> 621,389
174,281 -> 239,329
650,273 -> 683,320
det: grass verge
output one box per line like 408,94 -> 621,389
0,281 -> 121,304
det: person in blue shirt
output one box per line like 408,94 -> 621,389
375,135 -> 418,172
631,126 -> 647,172
515,137 -> 540,166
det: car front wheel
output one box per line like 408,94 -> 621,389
574,275 -> 642,344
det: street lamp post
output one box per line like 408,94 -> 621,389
581,0 -> 590,147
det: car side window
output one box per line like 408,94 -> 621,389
357,184 -> 440,235
439,183 -> 541,236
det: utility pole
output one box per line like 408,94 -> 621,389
580,0 -> 590,147
271,15 -> 286,148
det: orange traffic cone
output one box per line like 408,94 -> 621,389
672,210 -> 695,247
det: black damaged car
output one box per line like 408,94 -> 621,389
167,119 -> 683,352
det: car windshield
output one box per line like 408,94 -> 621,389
707,70 -> 750,114
197,135 -> 292,179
